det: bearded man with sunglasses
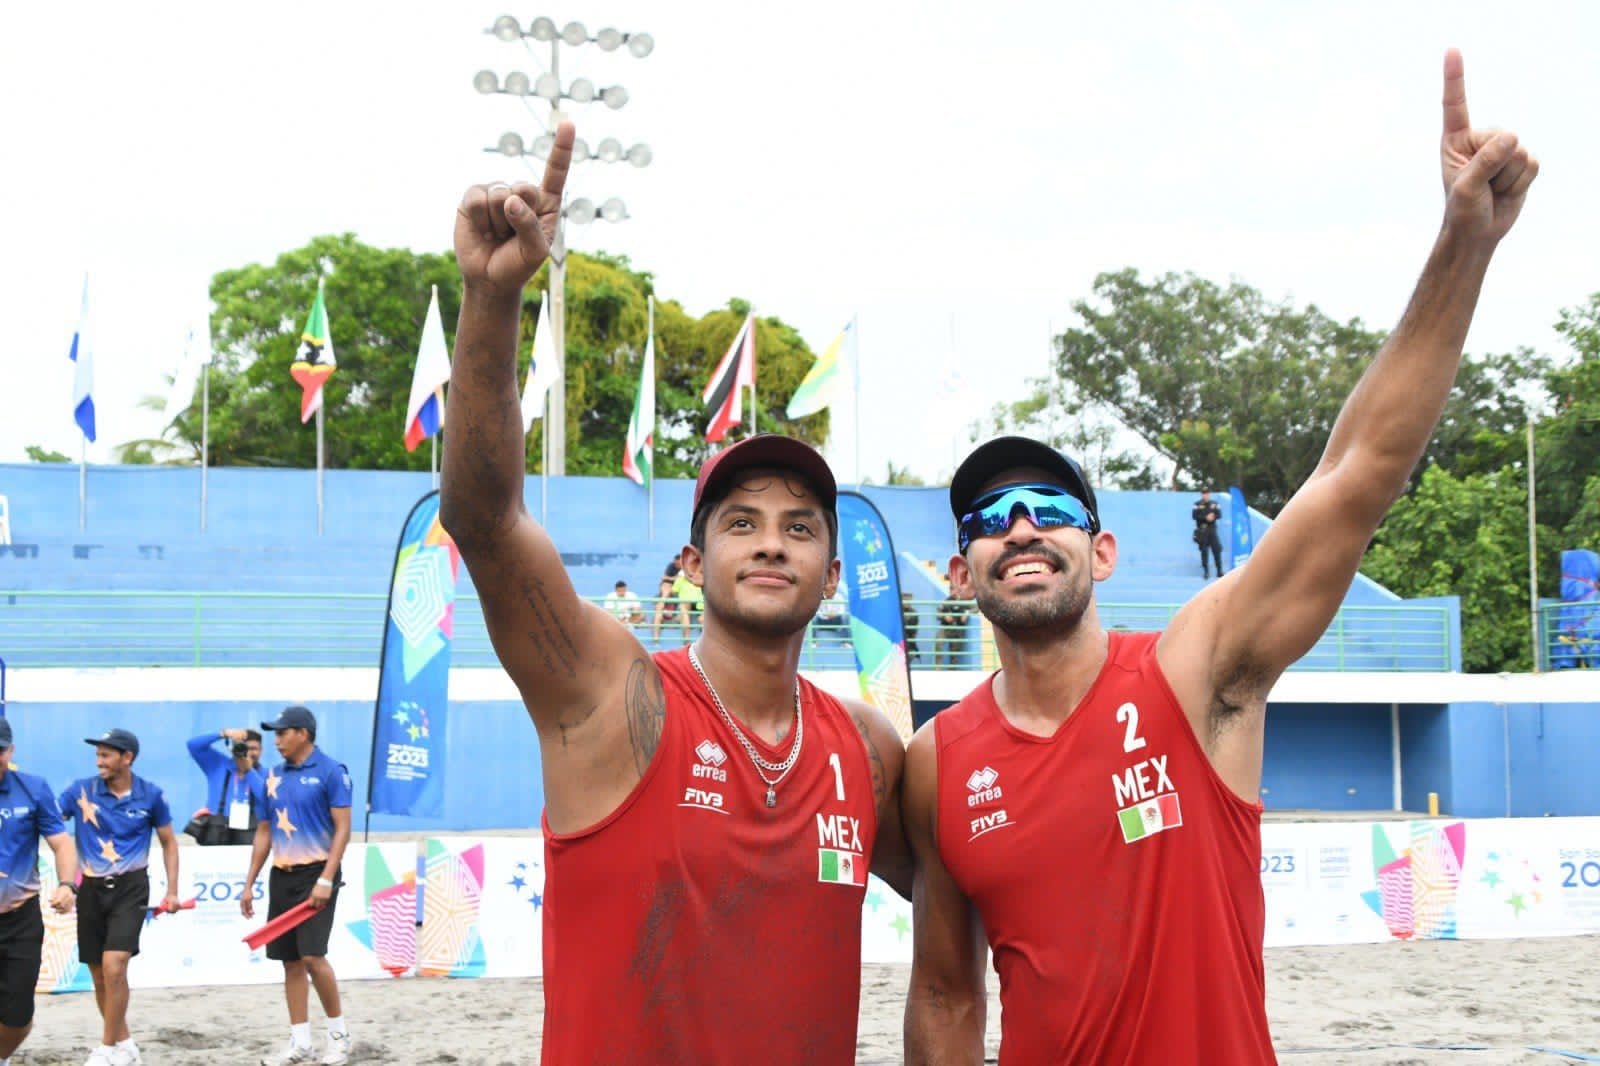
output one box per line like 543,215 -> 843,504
442,123 -> 911,1065
903,49 -> 1537,1065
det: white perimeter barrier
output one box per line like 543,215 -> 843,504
35,818 -> 1600,990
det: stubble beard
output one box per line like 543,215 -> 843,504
975,575 -> 1091,640
702,582 -> 820,640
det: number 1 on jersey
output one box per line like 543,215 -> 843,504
827,751 -> 845,802
1116,702 -> 1146,753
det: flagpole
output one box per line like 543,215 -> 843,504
852,312 -> 863,490
647,295 -> 655,543
200,356 -> 210,532
749,313 -> 758,439
315,403 -> 326,536
430,436 -> 439,490
541,394 -> 550,527
78,438 -> 86,531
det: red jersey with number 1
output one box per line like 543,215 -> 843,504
936,631 -> 1274,1064
540,647 -> 878,1065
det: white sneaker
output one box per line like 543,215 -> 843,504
261,1041 -> 319,1066
320,1031 -> 352,1065
84,1049 -> 115,1066
85,1048 -> 135,1066
115,1041 -> 141,1065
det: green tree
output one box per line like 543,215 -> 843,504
24,445 -> 71,463
1022,269 -> 1543,513
184,239 -> 827,474
1362,465 -> 1537,672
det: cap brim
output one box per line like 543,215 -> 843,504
696,436 -> 838,517
83,737 -> 131,753
950,436 -> 1097,524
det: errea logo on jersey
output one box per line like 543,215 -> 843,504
966,766 -> 1003,808
693,740 -> 728,783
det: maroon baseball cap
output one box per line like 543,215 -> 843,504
691,434 -> 837,520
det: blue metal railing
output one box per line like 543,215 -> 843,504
1538,600 -> 1599,672
0,590 -> 1455,673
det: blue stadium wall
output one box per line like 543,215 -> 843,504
1,464 -> 1595,822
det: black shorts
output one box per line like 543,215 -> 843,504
0,896 -> 44,1027
77,869 -> 149,965
266,864 -> 341,962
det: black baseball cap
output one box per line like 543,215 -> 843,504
949,436 -> 1101,534
0,719 -> 12,748
84,728 -> 140,757
692,434 -> 837,521
262,705 -> 317,732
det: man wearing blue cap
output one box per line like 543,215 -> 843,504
0,718 -> 78,1066
59,728 -> 179,1066
242,706 -> 353,1066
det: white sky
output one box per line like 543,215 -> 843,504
3,1 -> 1597,484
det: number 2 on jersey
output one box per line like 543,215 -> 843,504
827,751 -> 846,802
1116,702 -> 1147,753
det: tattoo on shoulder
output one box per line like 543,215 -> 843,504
851,710 -> 889,813
625,659 -> 666,777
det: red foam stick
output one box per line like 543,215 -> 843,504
242,899 -> 318,951
147,896 -> 199,918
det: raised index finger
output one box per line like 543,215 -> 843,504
542,121 -> 576,201
1441,47 -> 1470,138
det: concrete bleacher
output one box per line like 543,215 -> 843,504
0,462 -> 1448,670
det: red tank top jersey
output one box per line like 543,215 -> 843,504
936,631 -> 1274,1065
540,646 -> 878,1065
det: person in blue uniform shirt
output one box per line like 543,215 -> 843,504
58,728 -> 180,1066
241,706 -> 354,1066
0,718 -> 78,1066
185,728 -> 268,844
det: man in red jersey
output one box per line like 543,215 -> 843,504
441,122 -> 911,1066
904,50 -> 1537,1065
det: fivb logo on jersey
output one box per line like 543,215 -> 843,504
680,739 -> 729,814
965,766 -> 1012,842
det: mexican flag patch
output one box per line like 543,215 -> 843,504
1118,792 -> 1183,844
818,848 -> 866,886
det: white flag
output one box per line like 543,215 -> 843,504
163,315 -> 212,427
521,293 -> 561,432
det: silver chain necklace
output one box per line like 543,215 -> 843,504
687,645 -> 803,808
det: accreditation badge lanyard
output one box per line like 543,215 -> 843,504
227,772 -> 252,831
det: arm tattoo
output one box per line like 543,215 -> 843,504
625,658 -> 666,777
852,711 -> 889,813
518,574 -> 580,681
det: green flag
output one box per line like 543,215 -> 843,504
786,320 -> 852,419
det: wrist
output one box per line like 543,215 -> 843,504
316,877 -> 334,888
61,882 -> 77,894
461,282 -> 525,315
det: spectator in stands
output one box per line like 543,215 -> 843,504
1192,489 -> 1225,579
935,591 -> 972,667
184,728 -> 268,846
603,581 -> 645,626
901,592 -> 920,663
0,718 -> 78,1066
672,569 -> 705,639
60,729 -> 180,1066
650,574 -> 682,644
814,584 -> 850,646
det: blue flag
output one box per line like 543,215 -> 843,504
837,492 -> 915,738
369,491 -> 460,817
1228,485 -> 1253,568
69,275 -> 96,442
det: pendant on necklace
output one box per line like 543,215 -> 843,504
765,787 -> 777,808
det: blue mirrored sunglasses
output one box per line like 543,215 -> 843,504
957,483 -> 1097,552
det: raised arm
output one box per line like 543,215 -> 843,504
902,727 -> 987,1065
1160,50 -> 1539,795
441,123 -> 664,832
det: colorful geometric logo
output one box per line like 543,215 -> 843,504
1363,821 -> 1465,940
419,840 -> 486,978
345,844 -> 417,976
390,515 -> 461,683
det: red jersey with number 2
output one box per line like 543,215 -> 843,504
936,631 -> 1275,1065
540,646 -> 877,1065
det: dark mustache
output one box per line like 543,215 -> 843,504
990,543 -> 1068,581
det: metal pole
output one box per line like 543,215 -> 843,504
647,295 -> 655,542
1390,702 -> 1402,812
316,403 -> 326,536
852,312 -> 862,489
430,436 -> 439,490
546,39 -> 567,477
1527,420 -> 1539,670
200,357 -> 209,532
541,392 -> 550,527
748,314 -> 758,438
78,437 -> 86,530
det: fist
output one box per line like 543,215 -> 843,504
1439,49 -> 1537,244
455,123 -> 576,297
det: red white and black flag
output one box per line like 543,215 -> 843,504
702,313 -> 755,442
